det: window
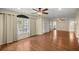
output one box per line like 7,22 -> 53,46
17,15 -> 29,35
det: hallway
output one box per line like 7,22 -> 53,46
0,30 -> 79,51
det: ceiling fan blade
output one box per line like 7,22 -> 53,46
43,12 -> 48,14
33,8 -> 38,11
42,8 -> 48,11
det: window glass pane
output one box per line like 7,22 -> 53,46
17,17 -> 29,35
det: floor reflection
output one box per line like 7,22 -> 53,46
0,30 -> 79,51
53,30 -> 57,40
69,32 -> 74,41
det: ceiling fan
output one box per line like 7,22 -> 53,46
32,8 -> 48,15
56,18 -> 64,22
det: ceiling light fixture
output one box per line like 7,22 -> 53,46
58,8 -> 62,10
56,18 -> 64,22
37,12 -> 43,15
17,8 -> 21,9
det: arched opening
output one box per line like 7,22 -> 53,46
17,15 -> 30,39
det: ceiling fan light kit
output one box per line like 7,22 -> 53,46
37,12 -> 43,15
32,8 -> 48,16
56,18 -> 64,22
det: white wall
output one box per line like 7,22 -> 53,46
36,16 -> 44,35
49,20 -> 53,31
69,20 -> 75,32
30,17 -> 36,36
75,12 -> 79,40
36,16 -> 50,34
43,18 -> 50,33
56,20 -> 69,31
51,19 -> 75,32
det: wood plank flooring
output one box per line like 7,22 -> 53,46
0,30 -> 79,51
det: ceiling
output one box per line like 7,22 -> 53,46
2,8 -> 79,19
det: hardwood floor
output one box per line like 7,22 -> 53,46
0,30 -> 79,51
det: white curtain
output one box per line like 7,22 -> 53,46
0,13 -> 17,45
0,13 -> 3,45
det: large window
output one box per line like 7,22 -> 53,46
17,15 -> 29,35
